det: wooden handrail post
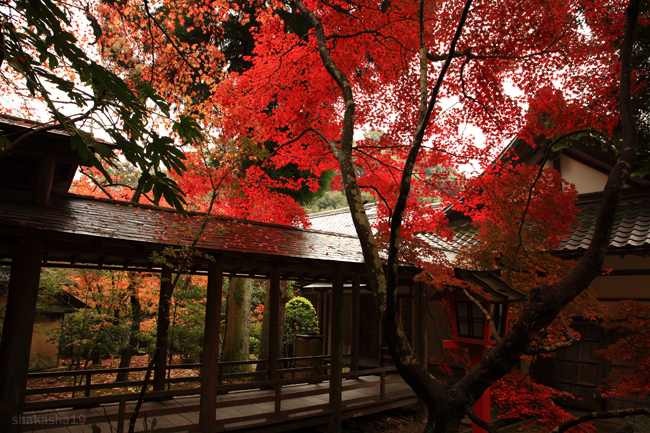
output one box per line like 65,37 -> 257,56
380,371 -> 386,400
117,398 -> 126,433
85,371 -> 92,397
274,384 -> 282,419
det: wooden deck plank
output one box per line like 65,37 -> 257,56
176,410 -> 200,425
154,413 -> 195,428
41,427 -> 71,433
21,374 -> 416,433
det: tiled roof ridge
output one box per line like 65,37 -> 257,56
0,113 -> 69,136
0,113 -> 113,145
53,190 -> 362,239
307,202 -> 377,219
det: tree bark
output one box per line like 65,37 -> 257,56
221,277 -> 252,373
292,0 -> 642,431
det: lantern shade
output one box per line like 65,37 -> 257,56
454,268 -> 525,304
446,268 -> 525,343
454,301 -> 484,339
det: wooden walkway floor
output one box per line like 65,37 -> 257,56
19,374 -> 417,433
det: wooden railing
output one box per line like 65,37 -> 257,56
20,364 -> 409,433
24,354 -> 343,401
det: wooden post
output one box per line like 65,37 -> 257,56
328,267 -> 344,433
117,398 -> 126,433
416,282 -> 428,421
469,346 -> 490,433
351,275 -> 361,372
153,266 -> 173,392
267,268 -> 281,382
200,259 -> 223,433
84,371 -> 92,397
0,234 -> 43,433
320,290 -> 328,355
32,156 -> 55,205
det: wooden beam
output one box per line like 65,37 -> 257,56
200,258 -> 223,433
267,268 -> 281,382
0,234 -> 43,433
32,156 -> 55,205
153,266 -> 173,392
351,274 -> 361,372
329,266 -> 344,433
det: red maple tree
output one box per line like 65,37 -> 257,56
94,0 -> 648,431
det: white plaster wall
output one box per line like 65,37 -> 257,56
560,157 -> 610,194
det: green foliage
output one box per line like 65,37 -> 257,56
55,310 -> 127,365
283,296 -> 319,354
0,0 -> 204,213
169,278 -> 207,363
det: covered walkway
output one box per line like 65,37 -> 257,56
0,117 -> 424,432
18,368 -> 416,433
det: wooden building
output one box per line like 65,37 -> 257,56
0,115 -> 424,432
420,138 -> 650,410
310,137 -> 650,411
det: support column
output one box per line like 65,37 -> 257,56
416,282 -> 428,421
469,346 -> 490,433
0,234 -> 43,433
267,268 -> 281,382
200,259 -> 223,433
328,267 -> 344,433
153,266 -> 173,392
350,275 -> 361,372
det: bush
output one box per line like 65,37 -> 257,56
284,297 -> 319,356
55,310 -> 127,366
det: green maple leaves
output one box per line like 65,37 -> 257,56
1,0 -> 204,214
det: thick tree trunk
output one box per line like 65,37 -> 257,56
221,277 -> 252,373
117,275 -> 142,382
294,1 -> 640,431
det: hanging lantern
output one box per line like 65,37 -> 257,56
446,268 -> 524,345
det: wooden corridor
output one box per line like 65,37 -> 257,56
18,369 -> 417,433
